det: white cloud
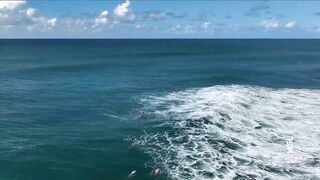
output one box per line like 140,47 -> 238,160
0,0 -> 58,32
260,19 -> 279,29
100,10 -> 109,17
113,0 -> 135,21
93,10 -> 109,28
200,21 -> 215,34
259,19 -> 298,31
29,16 -> 57,31
47,17 -> 56,27
0,1 -> 32,27
0,1 -> 25,10
92,0 -> 135,29
114,0 -> 130,17
26,7 -> 36,17
201,21 -> 211,32
285,21 -> 296,28
58,18 -> 91,33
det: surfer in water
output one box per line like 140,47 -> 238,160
128,170 -> 136,178
151,168 -> 161,176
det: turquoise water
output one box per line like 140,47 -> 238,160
0,40 -> 320,180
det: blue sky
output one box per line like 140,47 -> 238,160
0,0 -> 320,38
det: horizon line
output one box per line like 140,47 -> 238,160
1,38 -> 320,40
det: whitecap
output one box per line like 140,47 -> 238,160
133,85 -> 320,180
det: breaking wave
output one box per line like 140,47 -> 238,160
132,85 -> 320,180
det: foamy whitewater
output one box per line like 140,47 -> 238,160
133,85 -> 320,180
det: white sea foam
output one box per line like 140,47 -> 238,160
133,85 -> 320,180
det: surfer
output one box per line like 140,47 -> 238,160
151,168 -> 161,176
128,170 -> 136,178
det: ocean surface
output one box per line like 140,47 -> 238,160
0,39 -> 319,180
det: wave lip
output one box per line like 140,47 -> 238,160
133,85 -> 320,179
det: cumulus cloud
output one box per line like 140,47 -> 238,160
23,0 -> 137,33
58,18 -> 91,33
113,0 -> 135,21
47,17 -> 57,27
0,0 -> 29,26
259,19 -> 298,31
285,21 -> 296,28
0,0 -> 58,32
244,4 -> 270,17
0,0 -> 138,34
114,0 -> 129,17
259,19 -> 279,29
92,0 -> 135,29
26,8 -> 36,17
93,10 -> 109,28
0,0 -> 247,37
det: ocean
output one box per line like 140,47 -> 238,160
0,39 -> 319,180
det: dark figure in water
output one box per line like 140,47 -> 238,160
151,168 -> 161,176
128,170 -> 136,178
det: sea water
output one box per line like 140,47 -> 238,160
0,39 -> 319,179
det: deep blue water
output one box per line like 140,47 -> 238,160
0,40 -> 320,180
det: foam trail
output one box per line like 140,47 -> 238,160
103,113 -> 128,121
133,85 -> 320,180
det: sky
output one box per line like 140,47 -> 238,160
0,0 -> 320,38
